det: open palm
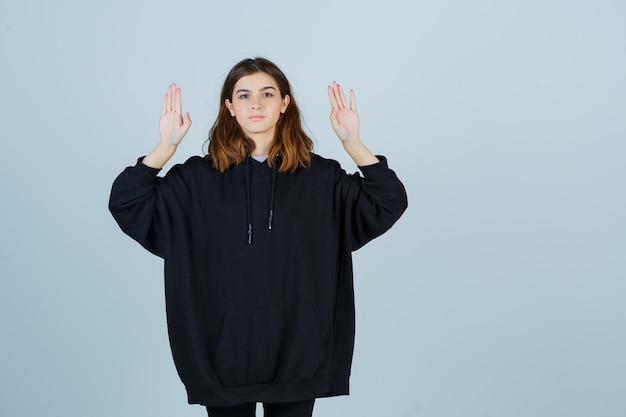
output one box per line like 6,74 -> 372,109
159,83 -> 192,147
328,81 -> 360,142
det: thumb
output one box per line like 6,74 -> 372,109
329,107 -> 338,123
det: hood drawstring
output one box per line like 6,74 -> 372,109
246,156 -> 253,244
245,153 -> 279,244
268,161 -> 277,230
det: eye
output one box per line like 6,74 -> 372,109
238,94 -> 249,99
263,92 -> 274,98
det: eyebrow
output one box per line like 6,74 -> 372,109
235,86 -> 278,94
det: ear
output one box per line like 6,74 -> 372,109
225,99 -> 235,117
280,95 -> 290,114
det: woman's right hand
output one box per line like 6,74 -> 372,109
159,83 -> 192,147
142,84 -> 192,169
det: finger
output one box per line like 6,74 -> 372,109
328,85 -> 339,110
350,89 -> 357,111
328,107 -> 339,127
161,94 -> 167,116
331,81 -> 344,109
184,112 -> 192,127
175,86 -> 182,115
337,84 -> 348,109
166,84 -> 173,111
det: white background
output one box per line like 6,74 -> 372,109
1,0 -> 624,416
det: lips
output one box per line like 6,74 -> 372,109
249,115 -> 265,121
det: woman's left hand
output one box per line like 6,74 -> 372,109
328,81 -> 360,143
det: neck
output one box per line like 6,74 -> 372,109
249,133 -> 274,157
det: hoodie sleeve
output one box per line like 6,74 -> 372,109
108,157 -> 191,258
335,156 -> 408,251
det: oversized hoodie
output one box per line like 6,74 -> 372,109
109,153 -> 407,407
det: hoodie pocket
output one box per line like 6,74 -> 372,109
214,304 -> 324,388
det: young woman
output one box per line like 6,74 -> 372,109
109,57 -> 408,417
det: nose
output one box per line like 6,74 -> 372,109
251,95 -> 261,109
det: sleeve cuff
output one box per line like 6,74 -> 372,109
357,155 -> 393,182
128,156 -> 162,184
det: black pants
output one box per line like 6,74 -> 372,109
207,399 -> 315,417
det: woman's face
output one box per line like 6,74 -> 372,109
225,72 -> 290,144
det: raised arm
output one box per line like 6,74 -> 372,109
143,83 -> 193,169
328,81 -> 379,167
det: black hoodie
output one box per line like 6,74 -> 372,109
109,153 -> 407,407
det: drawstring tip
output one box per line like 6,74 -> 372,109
268,210 -> 274,230
247,224 -> 253,245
